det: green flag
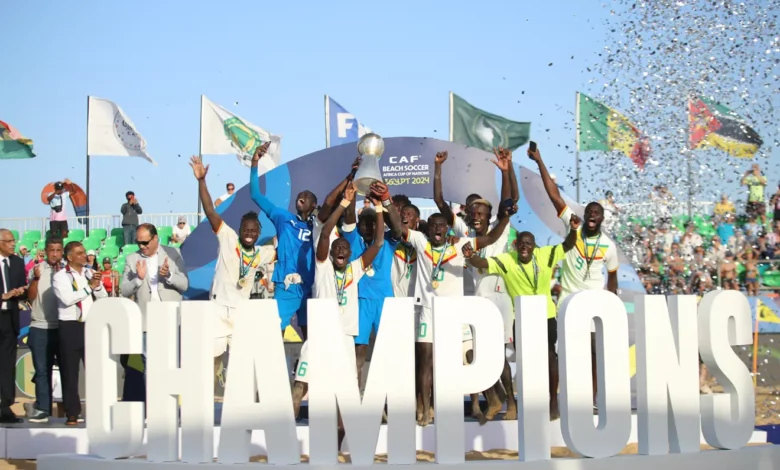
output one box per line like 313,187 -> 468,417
450,92 -> 531,151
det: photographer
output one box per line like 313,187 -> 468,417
47,180 -> 72,238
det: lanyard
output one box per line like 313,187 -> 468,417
431,241 -> 450,281
401,242 -> 414,279
65,265 -> 87,321
334,264 -> 352,304
238,243 -> 261,280
581,231 -> 602,280
518,256 -> 539,294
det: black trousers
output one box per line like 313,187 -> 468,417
58,321 -> 84,417
0,310 -> 18,411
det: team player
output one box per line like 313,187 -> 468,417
528,146 -> 619,405
191,156 -> 276,359
381,182 -> 516,426
292,183 -> 383,447
464,218 -> 581,421
340,182 -> 399,385
251,143 -> 318,339
391,203 -> 421,298
433,148 -> 519,423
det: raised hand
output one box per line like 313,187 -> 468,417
491,147 -> 511,171
89,275 -> 101,289
527,146 -> 541,163
462,242 -> 475,259
136,260 -> 147,280
189,156 -> 209,180
351,156 -> 362,172
435,151 -> 448,165
252,141 -> 272,163
32,264 -> 41,279
370,181 -> 390,202
158,258 -> 170,279
570,214 -> 581,230
498,200 -> 518,218
344,182 -> 358,202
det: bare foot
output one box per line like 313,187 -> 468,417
484,401 -> 502,421
423,408 -> 434,426
503,406 -> 518,421
473,411 -> 488,426
549,402 -> 560,421
416,407 -> 423,423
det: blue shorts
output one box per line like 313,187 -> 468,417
356,298 -> 385,345
274,283 -> 310,329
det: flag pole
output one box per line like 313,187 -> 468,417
448,92 -> 454,141
324,95 -> 331,148
687,156 -> 693,219
197,95 -> 203,217
575,92 -> 581,203
85,96 -> 91,236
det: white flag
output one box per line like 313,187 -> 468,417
200,95 -> 281,172
87,97 -> 156,165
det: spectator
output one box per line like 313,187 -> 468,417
706,235 -> 726,267
172,216 -> 191,244
717,213 -> 736,247
680,222 -> 703,259
25,249 -> 45,278
651,185 -> 673,225
100,257 -> 120,297
215,182 -> 236,208
86,250 -> 99,271
120,191 -> 143,246
719,252 -> 738,290
741,164 -> 767,226
713,194 -> 736,219
47,180 -> 72,239
18,245 -> 31,264
770,183 -> 780,225
357,199 -> 372,216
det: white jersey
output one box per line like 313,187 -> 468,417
211,222 -> 276,308
312,217 -> 341,247
405,230 -> 472,309
391,241 -> 417,299
313,258 -> 366,336
558,206 -> 619,300
452,215 -> 512,296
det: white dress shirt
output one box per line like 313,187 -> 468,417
53,265 -> 106,322
142,251 -> 161,301
0,254 -> 9,310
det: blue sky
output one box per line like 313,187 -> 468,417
1,0 -> 775,220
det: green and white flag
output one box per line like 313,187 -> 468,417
449,92 -> 531,151
200,95 -> 281,172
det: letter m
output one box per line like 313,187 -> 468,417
307,298 -> 416,465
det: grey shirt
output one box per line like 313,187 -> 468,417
121,202 -> 143,226
28,261 -> 65,329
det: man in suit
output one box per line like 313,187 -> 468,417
121,223 -> 189,398
0,229 -> 29,423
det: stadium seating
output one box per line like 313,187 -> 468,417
104,235 -> 123,248
100,245 -> 120,260
158,226 -> 173,238
68,229 -> 85,241
123,244 -> 139,255
82,238 -> 102,252
23,230 -> 41,242
9,230 -> 19,241
89,228 -> 108,241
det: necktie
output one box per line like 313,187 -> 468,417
2,259 -> 9,295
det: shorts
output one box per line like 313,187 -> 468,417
213,305 -> 236,357
294,335 -> 356,384
274,283 -> 310,328
49,220 -> 68,237
478,290 -> 514,344
547,318 -> 558,352
415,306 -> 473,344
747,201 -> 766,218
356,298 -> 385,345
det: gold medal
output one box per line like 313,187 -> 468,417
432,280 -> 439,289
237,277 -> 248,288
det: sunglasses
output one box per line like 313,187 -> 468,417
137,239 -> 152,247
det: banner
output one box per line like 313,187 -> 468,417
325,95 -> 371,148
87,97 -> 156,165
0,120 -> 35,159
450,92 -> 530,151
201,95 -> 280,171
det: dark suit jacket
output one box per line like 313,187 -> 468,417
1,255 -> 28,336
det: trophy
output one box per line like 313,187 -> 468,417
354,133 -> 385,195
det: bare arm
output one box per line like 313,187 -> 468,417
528,149 -> 566,214
433,151 -> 456,223
317,187 -> 356,262
190,156 -> 222,232
318,157 -> 360,224
607,270 -> 618,295
344,195 -> 357,225
562,215 -> 581,252
360,204 -> 385,267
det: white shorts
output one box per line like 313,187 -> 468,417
213,305 -> 236,357
416,306 -> 473,344
477,289 -> 514,344
294,335 -> 356,384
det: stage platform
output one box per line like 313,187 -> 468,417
0,413 -> 768,460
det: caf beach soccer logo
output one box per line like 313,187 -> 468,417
222,116 -> 268,165
472,115 -> 508,148
113,111 -> 147,152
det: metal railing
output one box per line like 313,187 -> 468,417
0,213 -> 203,237
618,201 -> 715,217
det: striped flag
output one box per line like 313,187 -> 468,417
689,95 -> 762,158
0,120 -> 35,159
576,92 -> 649,169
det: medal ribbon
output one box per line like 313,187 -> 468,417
237,243 -> 261,281
518,256 -> 539,294
431,241 -> 450,283
334,264 -> 352,305
581,231 -> 602,280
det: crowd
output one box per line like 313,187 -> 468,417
609,163 -> 780,297
0,142 -> 774,443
